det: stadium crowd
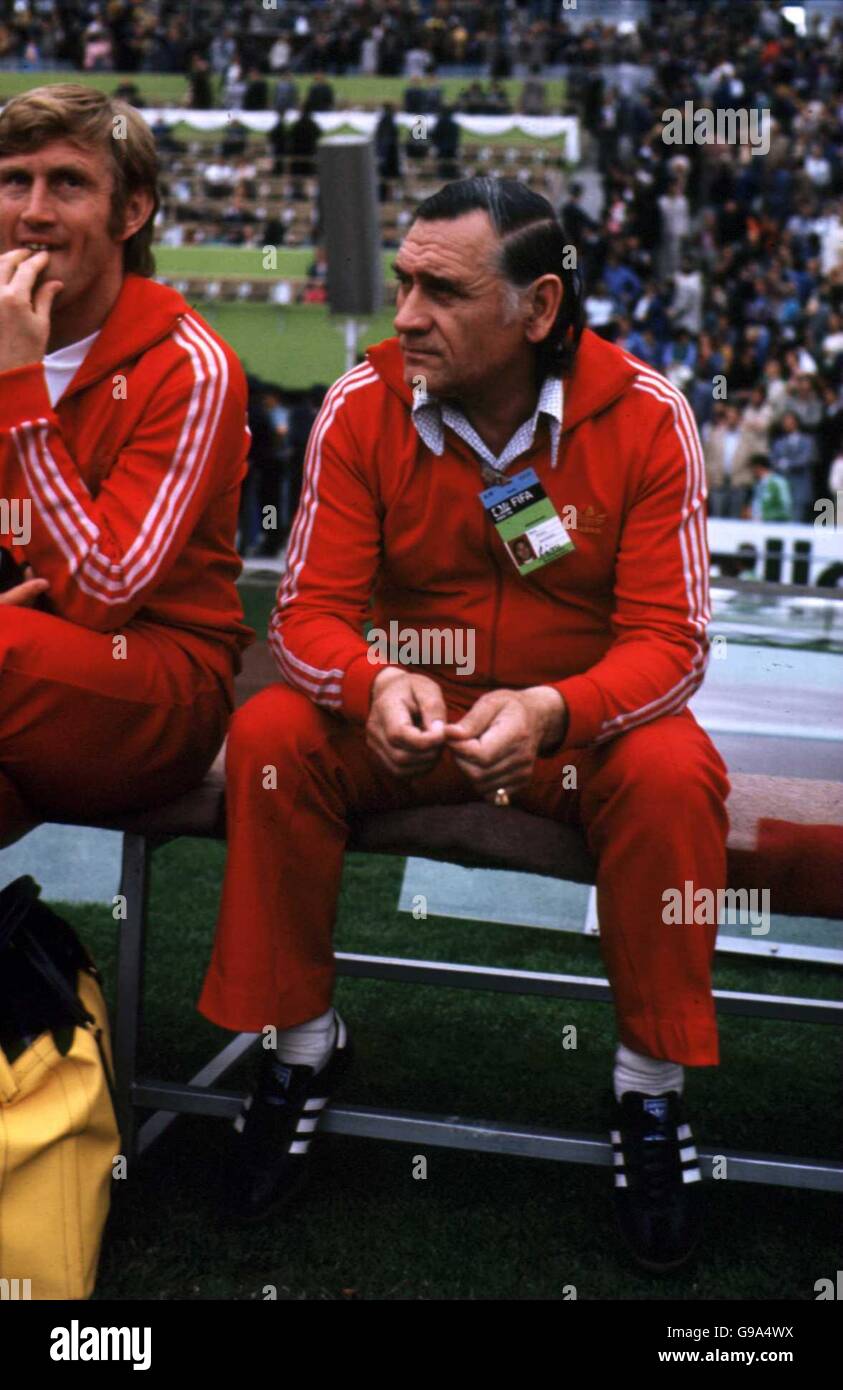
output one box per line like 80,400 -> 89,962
2,1 -> 841,535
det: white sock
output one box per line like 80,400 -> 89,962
613,1043 -> 684,1102
274,1007 -> 337,1073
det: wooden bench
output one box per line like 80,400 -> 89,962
60,642 -> 843,1191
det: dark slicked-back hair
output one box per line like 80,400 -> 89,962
410,176 -> 585,378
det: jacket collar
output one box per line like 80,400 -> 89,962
411,373 -> 564,469
366,328 -> 641,442
56,274 -> 190,400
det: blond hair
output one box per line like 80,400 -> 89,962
0,83 -> 159,276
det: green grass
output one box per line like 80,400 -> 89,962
0,71 -> 571,152
0,69 -> 567,115
154,246 -> 401,280
155,250 -> 399,390
190,302 -> 398,388
47,584 -> 841,1302
58,840 -> 841,1302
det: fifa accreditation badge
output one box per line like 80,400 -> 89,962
479,466 -> 575,576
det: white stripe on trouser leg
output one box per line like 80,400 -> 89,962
680,1145 -> 698,1162
304,1096 -> 327,1112
677,1123 -> 692,1141
682,1167 -> 702,1183
296,1118 -> 319,1133
289,1140 -> 311,1155
615,1173 -> 628,1188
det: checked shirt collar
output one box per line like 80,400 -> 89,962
411,374 -> 564,476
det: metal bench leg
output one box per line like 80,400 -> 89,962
113,832 -> 150,1167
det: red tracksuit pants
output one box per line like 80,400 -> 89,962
0,606 -> 232,847
199,684 -> 731,1066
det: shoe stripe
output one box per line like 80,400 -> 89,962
289,1140 -> 311,1155
304,1096 -> 328,1112
296,1117 -> 319,1133
682,1167 -> 702,1183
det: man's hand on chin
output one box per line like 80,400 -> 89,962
443,686 -> 567,801
0,248 -> 62,373
366,667 -> 448,778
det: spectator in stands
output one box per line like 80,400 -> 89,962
817,380 -> 843,485
560,181 -> 597,248
403,43 -> 430,79
375,104 -> 401,196
668,257 -> 704,336
657,180 -> 691,280
243,67 -> 270,113
455,80 -> 487,115
584,279 -> 616,334
763,357 -> 789,422
209,27 -> 237,78
403,76 -> 428,115
221,119 -> 249,158
603,247 -> 640,315
431,105 -> 461,182
405,107 -> 432,165
273,72 -> 299,116
703,404 -> 754,518
663,328 -> 697,390
187,54 -> 214,111
288,109 -> 321,189
264,213 -> 287,248
82,21 -> 112,72
487,81 -> 512,116
268,116 -> 287,176
626,323 -> 664,369
782,373 -> 824,434
112,82 -> 144,110
596,87 -> 619,174
269,35 -> 292,74
739,385 -> 775,460
747,454 -> 793,523
771,411 -> 817,522
520,65 -> 547,117
304,73 -> 335,114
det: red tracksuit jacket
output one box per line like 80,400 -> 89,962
0,273 -> 253,674
271,328 -> 711,748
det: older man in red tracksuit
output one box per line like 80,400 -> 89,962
200,179 -> 730,1272
0,86 -> 251,852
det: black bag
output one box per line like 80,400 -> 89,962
0,876 -> 98,1061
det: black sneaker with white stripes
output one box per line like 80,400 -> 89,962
611,1090 -> 703,1273
224,1015 -> 352,1222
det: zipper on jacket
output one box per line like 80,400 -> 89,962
484,526 -> 503,684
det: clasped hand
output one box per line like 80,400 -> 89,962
366,668 -> 566,803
